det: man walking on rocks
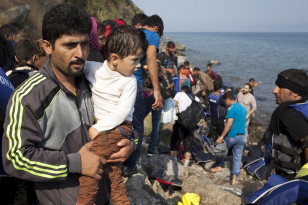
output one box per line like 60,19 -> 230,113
211,91 -> 247,185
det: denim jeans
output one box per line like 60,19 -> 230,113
124,83 -> 145,167
144,95 -> 162,153
216,135 -> 245,176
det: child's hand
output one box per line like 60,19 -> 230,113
89,127 -> 100,140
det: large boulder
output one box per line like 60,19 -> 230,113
181,166 -> 242,205
0,4 -> 31,26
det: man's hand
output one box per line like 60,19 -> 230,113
107,139 -> 135,164
152,89 -> 163,110
246,114 -> 250,120
216,136 -> 224,144
79,142 -> 106,180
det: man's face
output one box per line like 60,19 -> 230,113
242,85 -> 251,94
166,46 -> 175,54
45,34 -> 89,77
206,66 -> 211,71
116,49 -> 143,77
272,86 -> 295,104
224,98 -> 232,107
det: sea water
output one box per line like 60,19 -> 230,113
165,32 -> 308,124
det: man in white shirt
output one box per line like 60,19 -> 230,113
237,83 -> 257,139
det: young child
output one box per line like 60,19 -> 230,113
77,25 -> 147,205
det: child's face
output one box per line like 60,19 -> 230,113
117,49 -> 143,77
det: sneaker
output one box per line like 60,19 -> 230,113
122,166 -> 138,177
147,151 -> 156,157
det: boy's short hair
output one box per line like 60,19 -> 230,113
167,41 -> 175,48
223,91 -> 235,101
15,39 -> 38,62
193,67 -> 200,71
184,61 -> 190,66
42,3 -> 92,45
131,13 -> 148,27
0,24 -> 18,39
214,81 -> 222,91
181,85 -> 191,93
207,63 -> 212,67
105,25 -> 148,60
249,78 -> 255,82
143,14 -> 164,36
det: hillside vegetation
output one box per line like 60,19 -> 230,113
1,0 -> 143,38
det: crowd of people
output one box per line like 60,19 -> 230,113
0,3 -> 307,205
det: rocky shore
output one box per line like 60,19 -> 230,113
125,115 -> 267,205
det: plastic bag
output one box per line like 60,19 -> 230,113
161,98 -> 177,124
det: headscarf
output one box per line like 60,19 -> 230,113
89,17 -> 100,50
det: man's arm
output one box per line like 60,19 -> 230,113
246,95 -> 257,119
147,45 -> 162,110
216,118 -> 234,144
2,93 -> 104,181
246,107 -> 256,120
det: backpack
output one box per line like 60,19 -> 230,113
199,134 -> 228,158
247,174 -> 308,205
243,158 -> 268,180
142,64 -> 174,100
176,93 -> 204,130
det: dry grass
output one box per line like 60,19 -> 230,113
0,0 -> 13,10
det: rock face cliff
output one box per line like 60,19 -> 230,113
0,0 -> 142,39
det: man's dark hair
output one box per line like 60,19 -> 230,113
143,14 -> 164,36
207,63 -> 212,67
193,67 -> 200,71
42,3 -> 92,45
167,41 -> 175,48
278,69 -> 308,89
249,78 -> 255,82
244,83 -> 252,90
0,24 -> 18,40
131,13 -> 148,27
181,85 -> 191,93
0,34 -> 11,67
184,61 -> 190,66
105,25 -> 148,60
223,91 -> 236,101
15,39 -> 38,62
214,81 -> 222,91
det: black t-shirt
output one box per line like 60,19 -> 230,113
157,52 -> 177,69
279,107 -> 308,143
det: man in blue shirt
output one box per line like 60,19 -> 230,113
211,91 -> 247,185
124,15 -> 164,176
0,33 -> 15,203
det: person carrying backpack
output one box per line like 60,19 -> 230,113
170,85 -> 201,166
7,39 -> 38,88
